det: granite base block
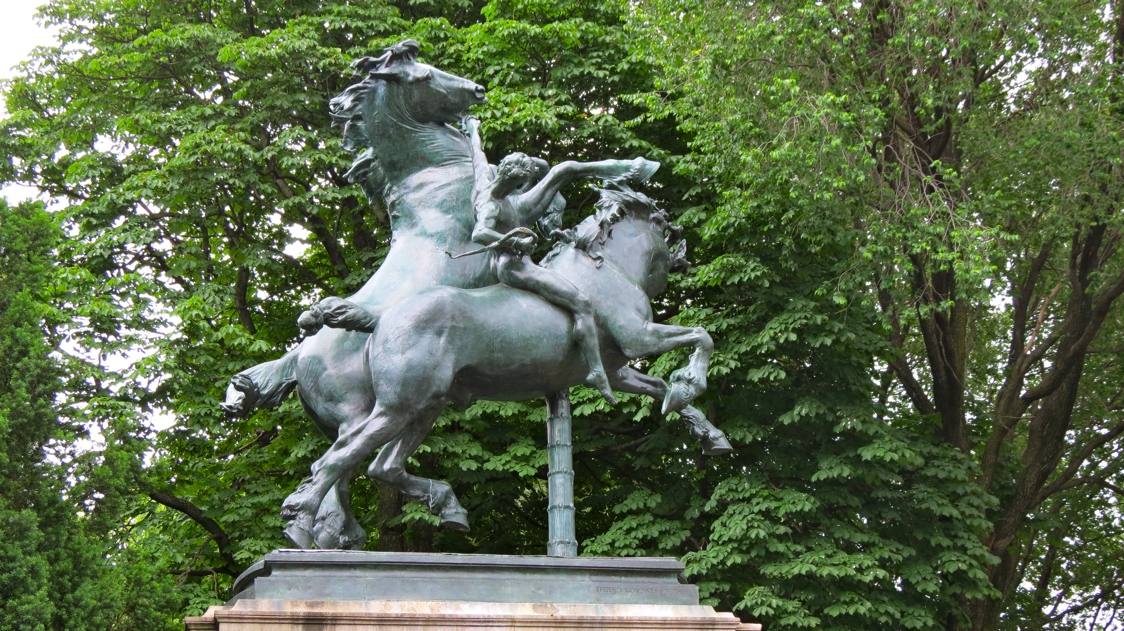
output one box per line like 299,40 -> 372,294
184,599 -> 763,631
187,551 -> 761,631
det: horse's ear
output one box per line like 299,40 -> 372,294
386,39 -> 420,61
368,69 -> 403,82
669,239 -> 690,273
350,56 -> 384,74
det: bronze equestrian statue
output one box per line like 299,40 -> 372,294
221,40 -> 731,550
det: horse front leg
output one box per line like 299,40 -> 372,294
615,322 -> 713,414
281,403 -> 417,549
610,367 -> 732,456
313,474 -> 367,550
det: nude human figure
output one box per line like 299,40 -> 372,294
463,117 -> 658,404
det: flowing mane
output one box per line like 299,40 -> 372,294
549,186 -> 688,273
593,186 -> 672,236
328,40 -> 423,203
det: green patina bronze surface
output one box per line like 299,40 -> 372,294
221,40 -> 732,553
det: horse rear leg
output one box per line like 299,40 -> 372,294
614,323 -> 713,414
296,390 -> 367,550
610,367 -> 732,456
367,412 -> 469,533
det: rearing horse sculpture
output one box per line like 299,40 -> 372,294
222,40 -> 731,549
222,40 -> 491,549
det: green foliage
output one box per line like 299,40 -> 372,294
5,0 -> 1120,629
0,200 -> 64,630
0,200 -> 59,490
0,199 -> 173,630
632,0 -> 1124,628
0,510 -> 50,631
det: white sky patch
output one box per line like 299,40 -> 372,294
1,0 -> 59,204
0,0 -> 56,86
285,224 -> 312,257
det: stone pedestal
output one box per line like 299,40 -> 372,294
185,599 -> 760,631
184,551 -> 760,631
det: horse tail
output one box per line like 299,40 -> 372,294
221,348 -> 300,418
296,297 -> 381,336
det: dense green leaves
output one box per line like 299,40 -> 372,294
2,0 -> 1122,629
0,200 -> 156,630
633,0 -> 1124,628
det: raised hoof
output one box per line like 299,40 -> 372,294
219,399 -> 244,417
701,431 -> 734,456
662,381 -> 692,415
631,157 -> 660,183
440,506 -> 471,533
283,520 -> 317,549
221,373 -> 260,418
296,309 -> 323,336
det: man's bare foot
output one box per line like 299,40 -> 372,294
585,370 -> 618,406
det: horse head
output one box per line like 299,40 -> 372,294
359,40 -> 486,126
330,40 -> 486,197
586,187 -> 688,298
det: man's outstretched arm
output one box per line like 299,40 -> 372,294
511,158 -> 658,226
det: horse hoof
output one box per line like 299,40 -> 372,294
284,521 -> 317,550
296,309 -> 323,336
440,506 -> 471,533
631,157 -> 660,183
313,531 -> 339,550
338,528 -> 368,551
662,382 -> 692,414
701,431 -> 734,456
219,399 -> 245,417
222,374 -> 260,418
585,372 -> 618,406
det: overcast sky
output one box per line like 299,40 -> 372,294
1,0 -> 58,203
1,0 -> 55,81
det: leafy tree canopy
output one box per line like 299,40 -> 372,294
633,0 -> 1124,628
1,0 -> 1120,630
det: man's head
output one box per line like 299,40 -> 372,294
495,152 -> 538,193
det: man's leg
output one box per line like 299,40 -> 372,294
497,255 -> 617,405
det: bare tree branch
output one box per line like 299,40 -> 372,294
144,487 -> 242,576
1038,421 -> 1124,502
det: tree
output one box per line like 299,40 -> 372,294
0,199 -> 56,630
634,0 -> 1124,628
0,199 -> 122,630
3,0 -> 1008,628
